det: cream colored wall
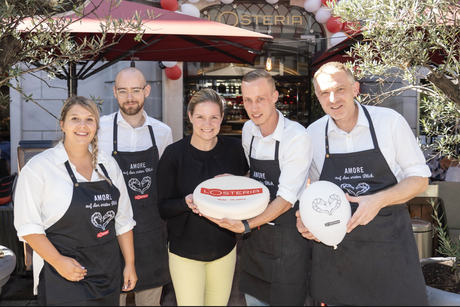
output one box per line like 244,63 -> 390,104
162,62 -> 184,142
9,60 -> 184,175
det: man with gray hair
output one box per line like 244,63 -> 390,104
296,61 -> 430,305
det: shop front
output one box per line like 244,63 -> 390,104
182,0 -> 328,137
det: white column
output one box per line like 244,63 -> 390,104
162,62 -> 184,142
10,80 -> 22,175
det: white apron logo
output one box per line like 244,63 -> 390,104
128,176 -> 151,194
91,211 -> 115,231
312,194 -> 341,216
340,182 -> 370,196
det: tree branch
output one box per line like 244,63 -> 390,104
11,87 -> 59,121
426,72 -> 460,107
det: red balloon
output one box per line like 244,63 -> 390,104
321,0 -> 337,6
326,16 -> 343,33
165,65 -> 182,80
160,0 -> 178,11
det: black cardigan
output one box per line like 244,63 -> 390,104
156,135 -> 249,261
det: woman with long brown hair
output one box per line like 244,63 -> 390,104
14,96 -> 137,305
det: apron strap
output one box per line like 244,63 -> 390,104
361,105 -> 380,150
274,140 -> 280,160
65,161 -> 112,186
325,120 -> 331,159
113,113 -> 119,153
147,125 -> 156,147
249,136 -> 280,160
64,161 -> 78,186
324,104 -> 381,159
98,163 -> 111,180
249,136 -> 255,158
113,113 -> 156,154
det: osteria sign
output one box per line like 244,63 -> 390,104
209,11 -> 303,27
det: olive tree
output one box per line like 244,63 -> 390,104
0,0 -> 145,117
333,0 -> 460,159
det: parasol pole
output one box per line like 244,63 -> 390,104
67,61 -> 77,97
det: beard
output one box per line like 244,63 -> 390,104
119,100 -> 144,116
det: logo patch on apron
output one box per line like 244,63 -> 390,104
91,211 -> 115,231
128,176 -> 152,194
340,182 -> 370,196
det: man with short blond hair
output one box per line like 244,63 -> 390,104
207,69 -> 313,306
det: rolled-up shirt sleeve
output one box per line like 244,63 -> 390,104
107,157 -> 136,236
392,115 -> 431,179
14,165 -> 46,241
277,131 -> 313,206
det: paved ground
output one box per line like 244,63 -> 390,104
0,236 -> 246,306
0,236 -> 316,306
0,277 -> 243,306
0,255 -> 243,306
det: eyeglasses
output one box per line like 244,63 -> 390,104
116,85 -> 146,99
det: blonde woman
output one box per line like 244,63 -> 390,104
157,88 -> 249,306
14,96 -> 137,305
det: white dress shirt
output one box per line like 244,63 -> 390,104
307,103 -> 431,183
98,110 -> 173,157
242,110 -> 313,206
14,142 -> 136,294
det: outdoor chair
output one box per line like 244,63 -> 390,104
0,172 -> 17,207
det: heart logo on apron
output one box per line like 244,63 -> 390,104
340,182 -> 370,196
91,211 -> 116,231
128,176 -> 152,194
312,194 -> 341,216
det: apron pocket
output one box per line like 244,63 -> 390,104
131,228 -> 169,290
44,263 -> 86,306
75,238 -> 121,302
241,225 -> 276,282
132,205 -> 164,234
248,224 -> 276,255
345,210 -> 396,243
75,238 -> 120,278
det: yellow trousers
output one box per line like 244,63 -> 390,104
168,246 -> 237,306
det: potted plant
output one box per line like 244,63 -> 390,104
421,200 -> 460,305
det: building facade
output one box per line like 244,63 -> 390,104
8,0 -> 419,174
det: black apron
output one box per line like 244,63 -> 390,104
239,137 -> 310,306
311,106 -> 428,306
112,114 -> 169,292
41,162 -> 121,306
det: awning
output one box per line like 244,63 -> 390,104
19,0 -> 273,80
205,64 -> 279,76
309,34 -> 362,71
